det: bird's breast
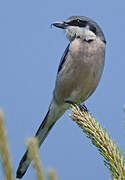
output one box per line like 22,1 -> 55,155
54,38 -> 105,104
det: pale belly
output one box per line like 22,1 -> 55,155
54,55 -> 104,104
54,39 -> 105,105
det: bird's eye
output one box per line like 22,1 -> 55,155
76,19 -> 80,22
69,19 -> 80,26
89,25 -> 96,34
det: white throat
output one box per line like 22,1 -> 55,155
65,26 -> 96,41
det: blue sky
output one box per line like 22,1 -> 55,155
0,0 -> 125,180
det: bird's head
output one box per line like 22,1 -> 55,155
52,16 -> 106,43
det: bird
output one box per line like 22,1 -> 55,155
16,16 -> 106,178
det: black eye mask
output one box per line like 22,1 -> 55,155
66,19 -> 88,27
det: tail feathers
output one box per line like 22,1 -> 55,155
16,150 -> 30,178
35,109 -> 55,146
16,112 -> 56,179
16,109 -> 54,179
16,101 -> 67,179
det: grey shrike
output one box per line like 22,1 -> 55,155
16,16 -> 106,178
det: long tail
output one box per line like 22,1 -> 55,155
16,100 -> 67,179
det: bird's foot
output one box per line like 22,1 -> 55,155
65,100 -> 88,112
78,103 -> 88,112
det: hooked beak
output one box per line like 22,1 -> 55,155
51,21 -> 68,29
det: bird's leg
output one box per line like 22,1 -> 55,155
65,100 -> 88,112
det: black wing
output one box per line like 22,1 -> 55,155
57,44 -> 70,73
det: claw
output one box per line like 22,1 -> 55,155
78,103 -> 88,112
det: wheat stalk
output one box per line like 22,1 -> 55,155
0,110 -> 13,180
26,137 -> 44,180
48,169 -> 58,180
69,104 -> 125,180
